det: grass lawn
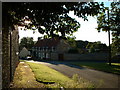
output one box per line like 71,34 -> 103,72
11,62 -> 45,88
19,59 -> 27,62
26,62 -> 94,88
70,62 -> 120,75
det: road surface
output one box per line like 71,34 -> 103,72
28,60 -> 120,88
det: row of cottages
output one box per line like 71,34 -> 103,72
31,38 -> 71,60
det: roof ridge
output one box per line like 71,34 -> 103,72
33,38 -> 60,47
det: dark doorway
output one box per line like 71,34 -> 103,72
58,54 -> 64,61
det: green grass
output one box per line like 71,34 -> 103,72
26,62 -> 94,88
19,59 -> 26,62
70,62 -> 120,75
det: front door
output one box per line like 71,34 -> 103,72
58,54 -> 64,61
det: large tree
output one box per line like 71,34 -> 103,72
97,2 -> 120,56
19,37 -> 35,51
86,41 -> 108,53
3,2 -> 103,39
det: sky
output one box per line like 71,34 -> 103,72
19,2 -> 112,46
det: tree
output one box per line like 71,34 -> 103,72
19,37 -> 35,51
67,36 -> 76,48
68,48 -> 79,54
3,2 -> 103,39
86,42 -> 93,49
97,2 -> 120,56
76,40 -> 89,49
86,41 -> 108,53
111,38 -> 120,56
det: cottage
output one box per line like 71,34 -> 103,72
19,47 -> 30,59
32,38 -> 70,60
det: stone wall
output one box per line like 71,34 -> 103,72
64,52 -> 109,61
56,39 -> 70,53
2,26 -> 19,88
51,52 -> 109,61
51,53 -> 58,60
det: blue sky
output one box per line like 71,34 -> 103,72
19,2 -> 112,45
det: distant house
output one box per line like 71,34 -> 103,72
31,38 -> 70,60
19,47 -> 30,59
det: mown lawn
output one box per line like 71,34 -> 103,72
70,62 -> 120,75
26,62 -> 94,88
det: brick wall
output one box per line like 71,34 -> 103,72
2,26 -> 19,88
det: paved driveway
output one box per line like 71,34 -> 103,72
28,60 -> 120,88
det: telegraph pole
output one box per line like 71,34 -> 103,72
107,8 -> 111,66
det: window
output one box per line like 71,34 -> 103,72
46,47 -> 48,51
40,47 -> 41,51
42,53 -> 45,58
52,47 -> 55,52
32,47 -> 34,51
46,53 -> 49,58
44,47 -> 46,51
39,47 -> 40,51
39,53 -> 41,57
36,47 -> 37,51
43,47 -> 44,51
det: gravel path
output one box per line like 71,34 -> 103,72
29,61 -> 120,88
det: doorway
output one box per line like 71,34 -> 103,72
58,54 -> 64,61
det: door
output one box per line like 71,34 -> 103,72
58,54 -> 64,61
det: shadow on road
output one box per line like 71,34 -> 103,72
32,60 -> 106,69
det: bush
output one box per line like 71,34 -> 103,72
68,48 -> 79,54
89,47 -> 95,53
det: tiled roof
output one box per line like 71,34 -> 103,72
34,38 -> 60,48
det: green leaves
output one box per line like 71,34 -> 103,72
97,2 -> 120,56
3,2 -> 103,39
19,37 -> 35,51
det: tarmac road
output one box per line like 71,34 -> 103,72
28,60 -> 120,88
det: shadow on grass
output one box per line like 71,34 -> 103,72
71,62 -> 120,75
34,59 -> 120,75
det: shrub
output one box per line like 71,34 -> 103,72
68,48 -> 79,54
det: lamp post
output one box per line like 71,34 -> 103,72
107,8 -> 111,66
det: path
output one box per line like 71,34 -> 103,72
29,60 -> 120,88
10,62 -> 45,88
